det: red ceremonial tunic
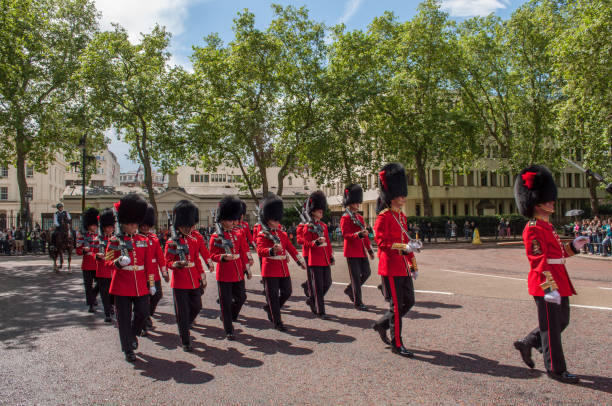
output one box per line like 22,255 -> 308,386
165,234 -> 202,290
374,208 -> 416,277
191,229 -> 212,272
341,212 -> 373,258
296,223 -> 308,258
256,227 -> 302,277
76,231 -> 99,271
302,221 -> 333,267
237,220 -> 253,247
209,229 -> 247,282
96,234 -> 114,278
523,218 -> 577,297
143,231 -> 166,282
106,233 -> 154,297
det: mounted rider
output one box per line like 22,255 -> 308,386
51,202 -> 72,248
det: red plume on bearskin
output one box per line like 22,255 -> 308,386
514,165 -> 557,218
307,190 -> 327,213
378,163 -> 407,207
343,183 -> 363,206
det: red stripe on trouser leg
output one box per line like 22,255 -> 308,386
545,301 -> 553,372
388,277 -> 401,348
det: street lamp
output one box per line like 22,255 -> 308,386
24,189 -> 32,233
76,136 -> 96,214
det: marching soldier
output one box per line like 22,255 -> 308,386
238,201 -> 255,249
302,191 -> 335,318
235,200 -> 255,278
105,194 -> 156,362
256,194 -> 306,331
209,196 -> 252,340
95,208 -> 116,322
191,206 -> 213,295
76,207 -> 100,313
298,200 -> 311,299
165,200 -> 204,352
341,184 -> 375,311
372,163 -> 420,358
512,165 -> 588,383
140,204 -> 169,336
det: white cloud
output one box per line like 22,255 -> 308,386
441,0 -> 509,17
339,0 -> 364,24
94,0 -> 198,41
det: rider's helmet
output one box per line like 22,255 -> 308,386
56,203 -> 64,210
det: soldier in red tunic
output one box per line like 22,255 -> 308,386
238,201 -> 255,249
209,196 -> 252,340
139,204 -> 169,336
372,163 -> 420,358
165,200 -> 204,352
297,200 -> 311,299
76,207 -> 100,313
512,165 -> 588,384
256,194 -> 306,331
95,208 -> 116,322
105,194 -> 156,362
302,191 -> 335,318
340,184 -> 375,311
191,206 -> 213,295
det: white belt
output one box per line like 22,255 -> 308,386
547,258 -> 565,265
152,259 -> 156,263
268,255 -> 287,261
318,243 -> 327,247
176,262 -> 196,268
122,265 -> 145,271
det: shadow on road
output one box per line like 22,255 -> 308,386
576,374 -> 612,395
134,353 -> 214,384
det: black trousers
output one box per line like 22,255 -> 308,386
149,280 -> 163,318
309,266 -> 331,315
302,257 -> 311,297
97,277 -> 114,317
82,270 -> 99,306
346,257 -> 371,305
115,295 -> 149,353
217,280 -> 246,334
374,275 -> 415,348
523,296 -> 570,373
173,288 -> 202,345
263,276 -> 292,325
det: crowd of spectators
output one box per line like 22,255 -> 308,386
0,224 -> 48,255
571,217 -> 611,257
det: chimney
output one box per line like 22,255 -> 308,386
168,173 -> 179,189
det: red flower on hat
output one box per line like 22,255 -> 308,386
521,172 -> 537,189
344,188 -> 349,196
378,170 -> 388,191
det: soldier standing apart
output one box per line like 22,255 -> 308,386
256,194 -> 306,331
165,200 -> 204,352
341,184 -> 375,311
105,194 -> 156,363
209,196 -> 252,340
96,208 -> 116,322
512,165 -> 588,384
76,207 -> 100,313
302,191 -> 335,319
372,163 -> 420,358
140,204 -> 169,336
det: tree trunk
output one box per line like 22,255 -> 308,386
233,153 -> 259,206
414,154 -> 432,217
137,117 -> 158,226
587,176 -> 599,216
15,136 -> 30,229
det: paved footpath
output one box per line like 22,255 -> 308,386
0,247 -> 610,405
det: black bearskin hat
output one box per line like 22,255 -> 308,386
140,204 -> 156,227
99,208 -> 115,228
240,200 -> 247,217
116,193 -> 147,224
173,200 -> 198,228
343,183 -> 363,206
262,194 -> 283,223
217,196 -> 242,221
307,190 -> 327,214
378,163 -> 407,206
82,207 -> 99,229
514,165 -> 557,218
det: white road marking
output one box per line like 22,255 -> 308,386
440,269 -> 525,281
570,304 -> 612,311
598,287 -> 612,291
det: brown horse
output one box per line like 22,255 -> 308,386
49,218 -> 74,272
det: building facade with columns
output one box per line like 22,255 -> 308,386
65,148 -> 121,188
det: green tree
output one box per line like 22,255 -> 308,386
79,25 -> 184,221
0,0 -> 100,225
190,5 -> 326,203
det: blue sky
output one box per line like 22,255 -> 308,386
97,0 -> 526,171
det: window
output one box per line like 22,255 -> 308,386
90,180 -> 103,187
502,173 -> 510,187
452,204 -> 457,216
480,172 -> 488,186
566,173 -> 573,188
499,203 -> 503,214
406,170 -> 415,186
467,171 -> 475,187
575,173 -> 581,188
431,170 -> 440,186
26,166 -> 34,178
440,203 -> 446,215
204,174 -> 209,182
0,187 -> 7,200
443,171 -> 453,186
490,172 -> 498,187
464,203 -> 469,215
26,187 -> 33,198
456,173 -> 464,186
0,166 -> 7,177
222,174 -> 226,182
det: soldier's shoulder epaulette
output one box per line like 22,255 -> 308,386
109,236 -> 119,243
528,219 -> 537,227
379,208 -> 389,215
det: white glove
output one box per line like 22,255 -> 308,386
572,236 -> 589,251
544,289 -> 561,305
149,286 -> 157,296
411,271 -> 418,280
118,256 -> 131,267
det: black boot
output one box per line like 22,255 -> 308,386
372,323 -> 390,345
547,371 -> 580,384
391,345 -> 414,358
513,339 -> 535,369
344,286 -> 354,303
125,352 -> 136,363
